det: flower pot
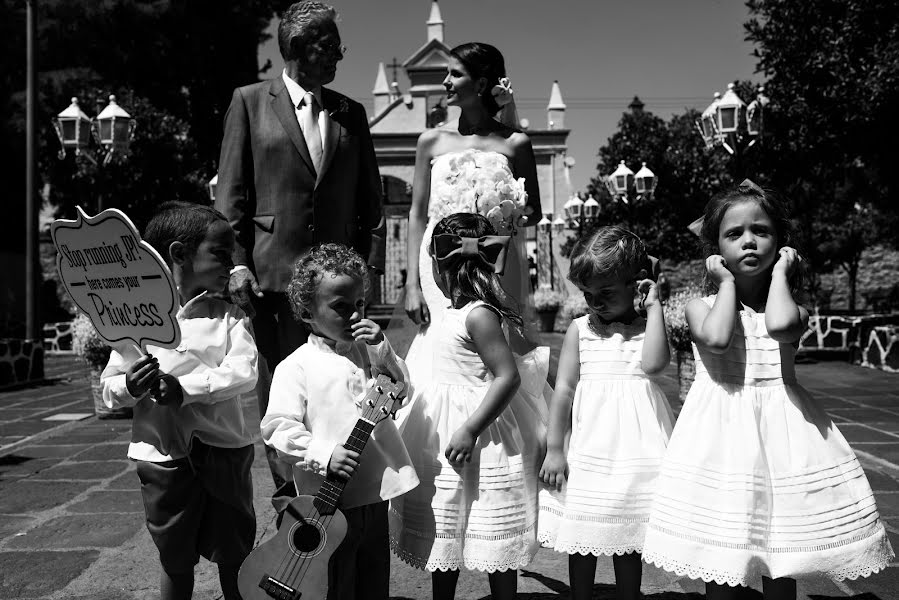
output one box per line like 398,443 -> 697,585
675,350 -> 695,405
537,309 -> 558,333
90,366 -> 132,420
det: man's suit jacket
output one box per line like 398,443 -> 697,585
216,76 -> 383,293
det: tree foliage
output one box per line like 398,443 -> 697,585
566,102 -> 731,261
746,0 -> 899,309
2,0 -> 292,253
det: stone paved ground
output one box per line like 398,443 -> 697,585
1,340 -> 898,600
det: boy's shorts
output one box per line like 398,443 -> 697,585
136,441 -> 255,573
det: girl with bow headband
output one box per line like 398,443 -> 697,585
390,213 -> 549,600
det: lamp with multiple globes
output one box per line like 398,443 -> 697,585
603,160 -> 657,204
54,95 -> 136,165
696,83 -> 768,154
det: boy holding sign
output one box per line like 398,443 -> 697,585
100,202 -> 258,600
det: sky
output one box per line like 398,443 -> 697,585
258,0 -> 759,193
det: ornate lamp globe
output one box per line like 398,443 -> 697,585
564,195 -> 584,221
607,160 -> 634,198
208,174 -> 218,202
634,162 -> 657,196
697,91 -> 721,149
94,95 -> 136,161
53,97 -> 92,158
583,195 -> 600,220
716,83 -> 745,134
746,86 -> 769,138
551,216 -> 566,234
536,214 -> 552,233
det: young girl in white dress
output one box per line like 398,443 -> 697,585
642,181 -> 894,599
538,227 -> 674,600
390,212 -> 548,600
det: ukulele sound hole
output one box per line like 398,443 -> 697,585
292,520 -> 323,553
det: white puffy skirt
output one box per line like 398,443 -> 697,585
642,375 -> 894,586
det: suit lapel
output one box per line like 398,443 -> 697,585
318,89 -> 344,185
269,78 -> 316,178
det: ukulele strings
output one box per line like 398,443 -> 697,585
276,394 -> 386,587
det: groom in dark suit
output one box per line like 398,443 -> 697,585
216,1 -> 382,500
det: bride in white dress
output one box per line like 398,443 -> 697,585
398,43 -> 547,599
404,43 -> 543,386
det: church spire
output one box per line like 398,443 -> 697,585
427,1 -> 444,42
547,80 -> 566,129
372,62 -> 391,116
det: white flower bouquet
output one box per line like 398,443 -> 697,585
430,149 -> 531,234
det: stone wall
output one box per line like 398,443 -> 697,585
43,321 -> 74,354
0,338 -> 44,388
801,314 -> 899,373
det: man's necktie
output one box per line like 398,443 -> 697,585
301,91 -> 323,174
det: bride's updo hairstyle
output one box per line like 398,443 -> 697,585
451,42 -> 506,116
432,213 -> 523,327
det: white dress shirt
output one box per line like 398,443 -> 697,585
282,69 -> 325,152
101,293 -> 259,462
262,334 -> 419,510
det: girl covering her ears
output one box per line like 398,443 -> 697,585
538,226 -> 674,600
642,181 -> 893,599
390,213 -> 549,600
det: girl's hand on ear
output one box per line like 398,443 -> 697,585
706,255 -> 735,286
773,246 -> 801,278
635,279 -> 660,313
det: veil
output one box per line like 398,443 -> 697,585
496,96 -> 520,130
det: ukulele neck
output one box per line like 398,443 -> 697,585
313,418 -> 375,515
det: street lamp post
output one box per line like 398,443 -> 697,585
54,95 -> 136,212
696,82 -> 768,178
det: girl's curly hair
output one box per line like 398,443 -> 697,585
286,243 -> 369,325
431,212 -> 523,328
699,182 -> 804,294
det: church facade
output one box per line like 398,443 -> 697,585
368,1 -> 572,304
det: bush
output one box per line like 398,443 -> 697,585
534,288 -> 565,312
555,293 -> 589,332
665,284 -> 702,353
71,312 -> 111,369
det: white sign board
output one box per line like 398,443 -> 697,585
52,206 -> 181,352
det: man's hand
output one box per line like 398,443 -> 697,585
126,354 -> 160,398
351,319 -> 384,345
152,374 -> 183,408
228,268 -> 263,318
328,446 -> 360,481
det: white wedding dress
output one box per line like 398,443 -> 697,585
403,150 -> 539,393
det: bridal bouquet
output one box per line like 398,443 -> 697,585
431,149 -> 531,235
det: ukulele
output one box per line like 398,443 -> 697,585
237,374 -> 405,600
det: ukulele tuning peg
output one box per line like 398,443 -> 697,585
379,406 -> 389,415
376,386 -> 384,394
388,392 -> 396,400
391,411 -> 398,420
366,399 -> 374,408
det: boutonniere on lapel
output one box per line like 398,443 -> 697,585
329,97 -> 350,118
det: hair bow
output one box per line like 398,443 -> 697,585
491,77 -> 514,107
737,178 -> 764,193
432,234 -> 511,275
